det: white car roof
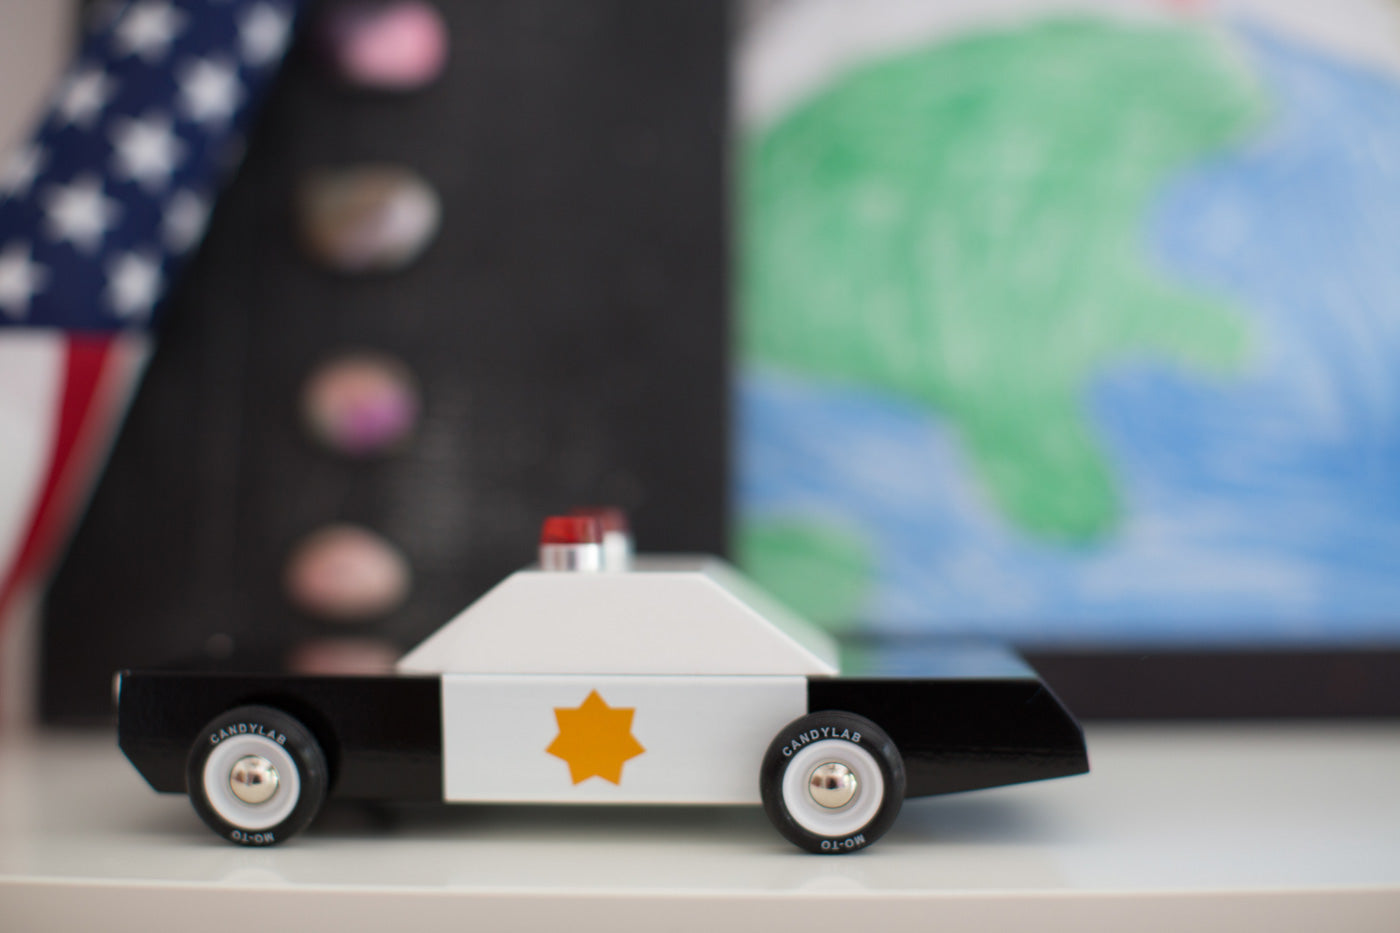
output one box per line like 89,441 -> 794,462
397,556 -> 840,676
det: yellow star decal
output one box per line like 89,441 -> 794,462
546,690 -> 645,785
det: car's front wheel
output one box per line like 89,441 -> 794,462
760,711 -> 905,853
186,704 -> 328,846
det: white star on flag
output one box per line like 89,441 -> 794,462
162,188 -> 209,253
1,145 -> 46,197
55,66 -> 116,130
110,113 -> 186,192
177,57 -> 243,126
0,242 -> 49,319
0,0 -> 306,638
40,174 -> 121,254
239,3 -> 293,67
105,251 -> 162,319
114,0 -> 188,63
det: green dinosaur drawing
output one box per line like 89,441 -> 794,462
741,17 -> 1265,542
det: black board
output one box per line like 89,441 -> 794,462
42,1 -> 729,723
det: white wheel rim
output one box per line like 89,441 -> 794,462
202,734 -> 301,831
781,738 -> 884,838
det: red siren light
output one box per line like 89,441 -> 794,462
569,505 -> 633,571
539,515 -> 603,546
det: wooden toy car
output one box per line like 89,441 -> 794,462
117,513 -> 1088,852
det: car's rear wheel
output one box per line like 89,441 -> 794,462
186,705 -> 328,846
760,711 -> 905,853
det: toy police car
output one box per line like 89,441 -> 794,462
117,513 -> 1088,853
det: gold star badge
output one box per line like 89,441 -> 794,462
546,690 -> 645,785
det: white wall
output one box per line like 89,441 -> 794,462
0,0 -> 75,733
0,1 -> 72,152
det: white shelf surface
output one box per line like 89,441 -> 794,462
3,723 -> 1398,931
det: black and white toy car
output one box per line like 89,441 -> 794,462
117,513 -> 1088,853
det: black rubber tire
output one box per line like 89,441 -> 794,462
760,710 -> 905,853
186,705 -> 328,846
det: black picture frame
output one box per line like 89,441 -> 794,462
1023,648 -> 1400,718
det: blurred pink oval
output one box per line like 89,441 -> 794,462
298,166 -> 441,273
284,524 -> 412,621
324,1 -> 448,90
302,353 -> 419,456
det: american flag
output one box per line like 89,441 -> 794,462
0,0 -> 301,623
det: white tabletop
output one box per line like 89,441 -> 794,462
2,723 -> 1397,932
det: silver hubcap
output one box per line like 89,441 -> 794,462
229,755 -> 280,805
808,760 -> 859,809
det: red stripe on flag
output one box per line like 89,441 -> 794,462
0,336 -> 116,622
